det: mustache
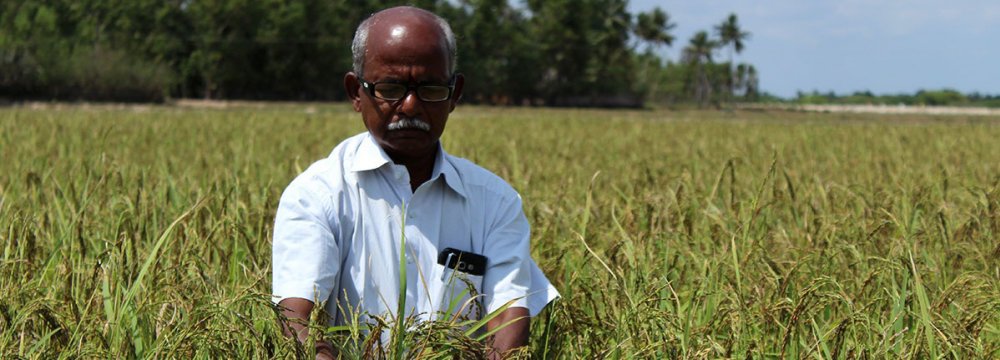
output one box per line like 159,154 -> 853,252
387,117 -> 431,131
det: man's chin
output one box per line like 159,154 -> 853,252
379,136 -> 438,159
386,128 -> 431,138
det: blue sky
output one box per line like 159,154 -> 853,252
628,0 -> 1000,98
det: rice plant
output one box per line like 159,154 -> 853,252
1,104 -> 998,358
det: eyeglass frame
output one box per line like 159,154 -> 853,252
358,76 -> 457,102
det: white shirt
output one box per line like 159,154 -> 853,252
272,132 -> 559,325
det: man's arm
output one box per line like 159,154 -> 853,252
486,306 -> 530,358
278,298 -> 336,360
272,173 -> 344,358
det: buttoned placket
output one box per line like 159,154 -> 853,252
390,163 -> 443,318
384,164 -> 417,313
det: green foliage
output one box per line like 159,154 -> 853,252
451,0 -> 539,104
715,13 -> 750,59
792,88 -> 1000,107
633,7 -> 675,49
0,1 -> 762,106
915,89 -> 968,106
0,0 -> 177,101
526,0 -> 634,103
1,105 -> 999,358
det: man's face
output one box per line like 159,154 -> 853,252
346,12 -> 464,162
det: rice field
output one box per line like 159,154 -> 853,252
1,103 -> 998,358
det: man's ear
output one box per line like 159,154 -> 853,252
344,72 -> 363,112
449,73 -> 465,112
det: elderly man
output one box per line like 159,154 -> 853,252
271,6 -> 558,358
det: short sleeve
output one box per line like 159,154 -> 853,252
481,194 -> 560,316
271,176 -> 341,305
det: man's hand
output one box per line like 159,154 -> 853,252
485,307 -> 530,359
278,298 -> 336,360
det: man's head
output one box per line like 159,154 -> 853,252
345,6 -> 464,163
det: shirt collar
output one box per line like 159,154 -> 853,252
349,132 -> 392,172
350,132 -> 467,198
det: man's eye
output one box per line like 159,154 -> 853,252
374,84 -> 406,98
419,86 -> 449,100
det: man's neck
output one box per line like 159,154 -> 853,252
386,146 -> 438,192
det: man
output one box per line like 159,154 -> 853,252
271,6 -> 559,358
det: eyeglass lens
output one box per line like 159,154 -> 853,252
372,83 -> 450,101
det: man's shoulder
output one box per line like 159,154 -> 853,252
444,154 -> 520,200
328,132 -> 370,160
284,133 -> 367,195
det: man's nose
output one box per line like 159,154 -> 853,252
397,89 -> 422,116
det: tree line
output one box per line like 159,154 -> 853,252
1,0 -> 758,107
792,89 -> 1000,108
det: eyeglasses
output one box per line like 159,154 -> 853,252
359,77 -> 455,102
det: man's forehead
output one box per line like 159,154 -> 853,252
370,6 -> 439,25
367,10 -> 447,49
364,10 -> 450,76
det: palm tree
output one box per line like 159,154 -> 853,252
633,7 -> 675,102
714,14 -> 750,102
682,31 -> 717,107
715,13 -> 750,64
634,7 -> 676,51
683,31 -> 717,65
735,63 -> 748,96
745,65 -> 759,100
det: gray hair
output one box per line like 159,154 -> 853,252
351,9 -> 457,78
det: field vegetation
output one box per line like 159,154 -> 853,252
2,0 -> 755,107
1,104 -> 999,358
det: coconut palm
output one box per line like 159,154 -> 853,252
632,7 -> 675,103
735,63 -> 748,96
682,31 -> 716,65
634,7 -> 676,51
745,64 -> 759,100
715,13 -> 750,64
715,13 -> 750,102
682,31 -> 718,107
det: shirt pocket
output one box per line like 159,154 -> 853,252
433,264 -> 485,321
